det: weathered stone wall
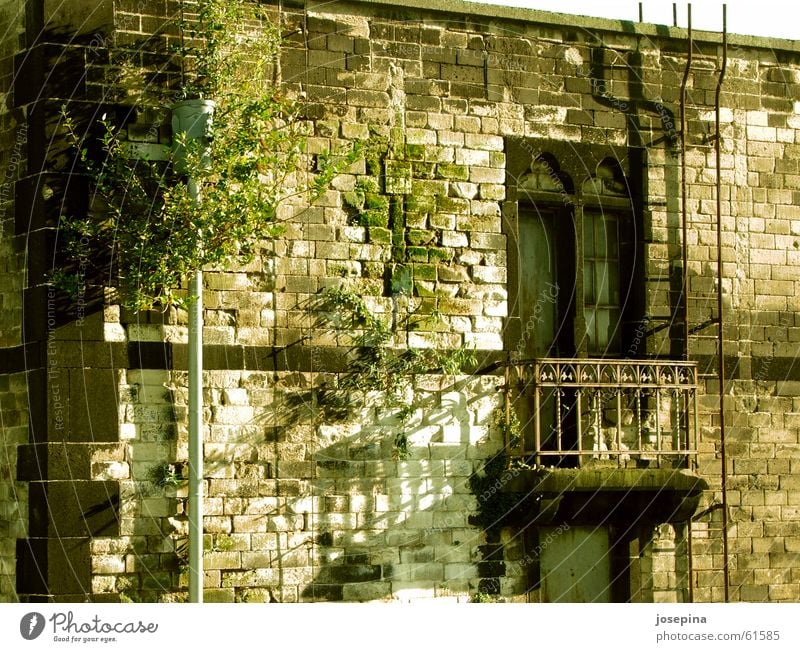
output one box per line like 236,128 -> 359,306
0,0 -> 25,349
86,369 -> 502,602
0,372 -> 28,601
8,0 -> 800,602
0,0 -> 26,602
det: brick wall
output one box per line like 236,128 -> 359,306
0,0 -> 26,348
7,0 -> 800,602
0,372 -> 28,601
0,0 -> 26,601
86,369 -> 502,602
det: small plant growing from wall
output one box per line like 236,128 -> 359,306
148,462 -> 184,489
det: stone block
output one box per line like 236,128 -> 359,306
455,148 -> 490,166
342,581 -> 391,601
28,480 -> 120,538
68,368 -> 121,442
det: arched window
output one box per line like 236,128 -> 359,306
580,158 -> 632,356
510,146 -> 639,360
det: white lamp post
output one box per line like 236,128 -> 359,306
171,98 -> 215,603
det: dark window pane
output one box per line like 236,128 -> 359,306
583,213 -> 594,256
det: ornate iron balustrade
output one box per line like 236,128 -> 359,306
505,359 -> 698,468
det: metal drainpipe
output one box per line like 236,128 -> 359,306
715,4 -> 730,603
172,99 -> 215,603
679,5 -> 694,601
680,5 -> 693,361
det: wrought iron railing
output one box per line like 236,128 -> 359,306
504,359 -> 698,468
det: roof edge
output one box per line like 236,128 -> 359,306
307,0 -> 800,54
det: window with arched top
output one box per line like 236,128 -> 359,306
580,158 -> 632,355
507,142 -> 642,360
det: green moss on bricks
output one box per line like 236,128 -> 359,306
428,247 -> 452,263
436,196 -> 470,213
412,263 -> 437,281
407,229 -> 436,246
366,155 -> 382,177
416,297 -> 438,315
343,178 -> 389,227
437,163 -> 469,181
411,179 -> 448,196
407,246 -> 429,262
390,126 -> 405,152
364,193 -> 387,210
391,264 -> 412,294
385,175 -> 412,194
413,281 -> 437,298
414,161 -> 436,179
359,208 -> 390,227
368,227 -> 392,244
343,190 -> 365,210
384,160 -> 413,195
490,151 -> 506,167
405,213 -> 428,230
390,196 -> 406,261
405,144 -> 426,160
385,160 -> 412,178
407,195 -> 436,214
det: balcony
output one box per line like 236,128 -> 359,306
505,358 -> 698,469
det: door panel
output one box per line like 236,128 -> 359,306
540,526 -> 611,603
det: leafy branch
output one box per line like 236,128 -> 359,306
314,285 -> 477,458
55,0 -> 380,311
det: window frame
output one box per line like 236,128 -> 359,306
504,139 -> 644,360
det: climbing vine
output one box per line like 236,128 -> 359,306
313,285 -> 477,458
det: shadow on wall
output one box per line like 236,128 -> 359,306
289,373 -> 509,602
99,362 -> 514,602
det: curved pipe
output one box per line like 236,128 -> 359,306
680,7 -> 694,602
715,3 -> 730,604
680,6 -> 693,361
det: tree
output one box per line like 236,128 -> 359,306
57,0 -> 370,311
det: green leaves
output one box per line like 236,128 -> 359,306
56,0 -> 381,311
316,284 -> 476,405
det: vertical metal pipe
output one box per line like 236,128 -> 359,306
504,364 -> 511,450
639,2 -> 643,22
616,390 -> 622,463
534,386 -> 541,463
715,3 -> 730,603
188,260 -> 203,604
576,390 -> 583,463
680,5 -> 693,361
679,6 -> 696,602
172,99 -> 214,604
655,389 -> 662,453
687,518 -> 694,602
